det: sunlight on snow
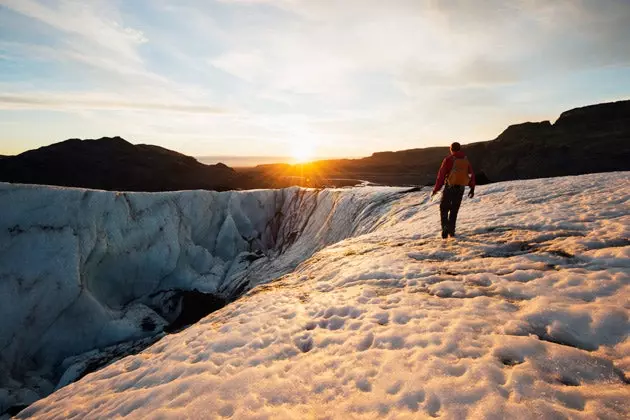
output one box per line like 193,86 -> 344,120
7,172 -> 630,419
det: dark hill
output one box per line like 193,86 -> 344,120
465,100 -> 630,182
0,137 -> 239,192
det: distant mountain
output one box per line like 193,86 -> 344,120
0,137 -> 240,192
253,99 -> 630,187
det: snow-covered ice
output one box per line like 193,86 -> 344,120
3,172 -> 630,418
0,183 -> 408,413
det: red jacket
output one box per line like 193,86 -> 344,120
432,151 -> 476,194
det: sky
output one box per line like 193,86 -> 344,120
1,0 -> 629,161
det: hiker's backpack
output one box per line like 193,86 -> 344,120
447,157 -> 470,186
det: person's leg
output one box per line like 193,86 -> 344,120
447,186 -> 465,236
439,188 -> 452,239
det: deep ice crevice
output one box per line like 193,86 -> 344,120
0,183 -> 407,412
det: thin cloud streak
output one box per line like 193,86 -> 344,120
0,0 -> 147,62
0,94 -> 230,114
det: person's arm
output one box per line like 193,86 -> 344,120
432,157 -> 452,195
468,160 -> 476,198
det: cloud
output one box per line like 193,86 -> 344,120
0,41 -> 166,86
210,51 -> 266,83
213,0 -> 630,98
0,2 -> 228,118
0,93 -> 229,114
1,0 -> 147,63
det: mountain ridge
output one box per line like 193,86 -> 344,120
1,99 -> 629,190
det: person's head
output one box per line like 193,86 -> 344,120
450,142 -> 461,153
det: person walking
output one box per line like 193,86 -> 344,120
431,142 -> 476,239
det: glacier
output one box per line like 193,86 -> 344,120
2,172 -> 630,418
0,183 -> 409,414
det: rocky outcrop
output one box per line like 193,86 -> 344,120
554,100 -> 630,131
0,137 -> 240,192
467,100 -> 630,182
493,121 -> 553,143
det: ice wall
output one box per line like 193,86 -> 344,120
0,183 -> 406,411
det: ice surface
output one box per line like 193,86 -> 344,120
4,172 -> 630,418
0,183 -> 406,413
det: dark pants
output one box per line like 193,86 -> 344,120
440,185 -> 465,237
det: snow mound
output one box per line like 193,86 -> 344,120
6,172 -> 630,418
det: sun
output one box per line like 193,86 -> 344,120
291,141 -> 315,164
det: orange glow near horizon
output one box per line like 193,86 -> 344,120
261,160 -> 332,188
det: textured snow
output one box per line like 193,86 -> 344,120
6,172 -> 630,419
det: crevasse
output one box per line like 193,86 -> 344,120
0,183 -> 408,412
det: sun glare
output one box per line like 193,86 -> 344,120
291,141 -> 315,164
